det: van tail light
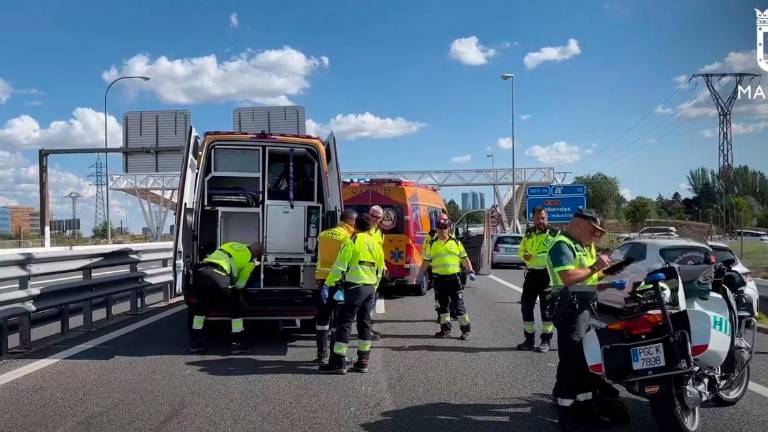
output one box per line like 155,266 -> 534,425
405,243 -> 416,264
607,313 -> 664,335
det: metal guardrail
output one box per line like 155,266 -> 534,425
0,243 -> 174,355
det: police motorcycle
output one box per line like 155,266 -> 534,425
577,262 -> 757,432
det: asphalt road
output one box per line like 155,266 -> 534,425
1,268 -> 767,432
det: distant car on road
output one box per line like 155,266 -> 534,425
491,233 -> 523,268
598,238 -> 712,309
618,226 -> 679,242
732,229 -> 768,243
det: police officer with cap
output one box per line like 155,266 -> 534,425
546,209 -> 628,431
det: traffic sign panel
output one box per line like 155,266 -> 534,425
550,184 -> 586,196
526,186 -> 551,197
526,196 -> 587,223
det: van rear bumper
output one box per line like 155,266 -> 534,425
185,288 -> 319,319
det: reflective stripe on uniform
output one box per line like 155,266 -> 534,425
439,313 -> 451,324
192,315 -> 205,330
542,321 -> 554,334
333,342 -> 348,355
523,322 -> 535,333
458,314 -> 470,326
358,340 -> 372,352
231,318 -> 244,333
316,324 -> 330,331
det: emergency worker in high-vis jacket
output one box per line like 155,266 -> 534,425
546,209 -> 628,431
516,207 -> 559,353
314,208 -> 357,363
417,219 -> 476,340
189,241 -> 262,355
319,213 -> 385,375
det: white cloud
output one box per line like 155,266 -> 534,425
673,75 -> 689,89
679,182 -> 690,193
620,187 -> 633,201
655,104 -> 673,114
15,88 -> 44,96
450,154 -> 472,163
102,48 -> 329,105
701,120 -> 768,138
524,141 -> 583,164
449,36 -> 497,66
497,137 -> 514,150
0,78 -> 11,104
584,143 -> 597,154
308,113 -> 425,140
523,38 -> 581,69
24,100 -> 43,107
674,50 -> 764,119
0,108 -> 121,149
520,114 -> 531,121
229,12 -> 238,29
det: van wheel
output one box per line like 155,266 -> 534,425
413,278 -> 428,296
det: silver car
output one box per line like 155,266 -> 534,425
599,239 -> 714,309
708,242 -> 760,316
491,233 -> 523,268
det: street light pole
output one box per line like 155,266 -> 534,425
104,75 -> 150,244
501,73 -> 516,233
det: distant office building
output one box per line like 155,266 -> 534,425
479,193 -> 486,209
3,206 -> 34,235
0,207 -> 9,235
461,192 -> 470,211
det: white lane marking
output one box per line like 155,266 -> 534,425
0,304 -> 183,387
0,269 -> 132,290
489,276 -> 768,399
488,274 -> 523,293
375,298 -> 386,314
749,381 -> 768,398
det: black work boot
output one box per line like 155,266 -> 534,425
350,351 -> 370,373
230,332 -> 248,355
189,330 -> 207,353
516,331 -> 536,350
319,353 -> 348,374
536,333 -> 553,353
459,324 -> 471,340
558,406 -> 586,432
434,323 -> 452,338
594,396 -> 630,425
315,331 -> 329,363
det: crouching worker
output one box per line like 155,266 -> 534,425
319,213 -> 385,374
189,241 -> 263,355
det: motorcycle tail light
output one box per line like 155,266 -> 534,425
691,344 -> 708,357
607,313 -> 664,335
588,364 -> 604,374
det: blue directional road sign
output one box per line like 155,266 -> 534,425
550,184 -> 586,196
526,185 -> 551,197
526,196 -> 587,223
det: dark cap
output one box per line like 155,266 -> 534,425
436,220 -> 452,230
572,208 -> 606,232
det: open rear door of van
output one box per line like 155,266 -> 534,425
172,126 -> 200,295
324,132 -> 343,227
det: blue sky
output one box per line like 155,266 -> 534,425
0,0 -> 766,233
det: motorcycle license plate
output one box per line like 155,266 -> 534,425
631,343 -> 665,370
